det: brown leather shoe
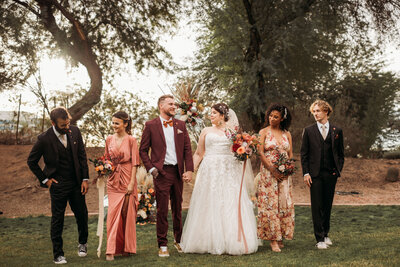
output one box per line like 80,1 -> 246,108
174,242 -> 183,253
158,248 -> 170,257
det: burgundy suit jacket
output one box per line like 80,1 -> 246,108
139,117 -> 194,177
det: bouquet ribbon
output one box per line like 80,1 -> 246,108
96,176 -> 106,258
237,159 -> 249,253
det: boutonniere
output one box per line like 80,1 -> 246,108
68,130 -> 76,144
335,134 -> 339,139
177,129 -> 183,134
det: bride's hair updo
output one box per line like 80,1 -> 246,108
212,103 -> 230,122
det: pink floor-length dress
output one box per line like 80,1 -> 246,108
105,135 -> 139,255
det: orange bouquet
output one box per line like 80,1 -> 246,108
225,128 -> 259,161
89,156 -> 114,176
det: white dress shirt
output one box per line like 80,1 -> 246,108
317,121 -> 330,138
149,116 -> 178,174
53,126 -> 67,147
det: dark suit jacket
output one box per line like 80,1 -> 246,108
27,125 -> 89,188
139,117 -> 194,177
300,123 -> 344,177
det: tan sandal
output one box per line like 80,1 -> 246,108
106,254 -> 114,261
270,241 -> 281,252
278,240 -> 284,248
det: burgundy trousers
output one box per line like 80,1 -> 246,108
154,165 -> 183,247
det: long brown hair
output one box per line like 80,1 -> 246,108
112,111 -> 132,135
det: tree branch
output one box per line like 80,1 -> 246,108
11,0 -> 41,17
269,0 -> 316,35
35,0 -> 102,123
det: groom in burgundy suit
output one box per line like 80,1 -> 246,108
139,94 -> 194,257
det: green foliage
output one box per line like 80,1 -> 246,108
1,206 -> 400,266
78,90 -> 153,146
191,0 -> 400,156
330,70 -> 400,156
37,87 -> 153,146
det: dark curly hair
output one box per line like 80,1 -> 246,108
211,103 -> 229,122
264,103 -> 292,131
112,111 -> 132,135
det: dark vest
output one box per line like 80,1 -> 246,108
55,136 -> 77,184
320,130 -> 335,171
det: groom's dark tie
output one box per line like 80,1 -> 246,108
163,120 -> 173,128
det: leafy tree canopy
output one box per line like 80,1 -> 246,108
1,0 -> 183,123
192,0 -> 400,130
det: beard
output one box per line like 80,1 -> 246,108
164,109 -> 176,118
55,124 -> 69,135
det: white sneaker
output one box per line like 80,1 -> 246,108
324,237 -> 332,246
316,242 -> 328,249
78,243 -> 87,257
53,256 -> 67,264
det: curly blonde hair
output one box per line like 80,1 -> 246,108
310,100 -> 333,117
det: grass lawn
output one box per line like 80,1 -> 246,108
0,206 -> 399,267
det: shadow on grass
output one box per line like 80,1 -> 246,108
0,206 -> 399,267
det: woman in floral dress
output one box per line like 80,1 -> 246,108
257,103 -> 295,252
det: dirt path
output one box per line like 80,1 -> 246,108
0,145 -> 399,218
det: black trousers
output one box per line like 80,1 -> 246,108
50,181 -> 88,259
310,169 -> 338,242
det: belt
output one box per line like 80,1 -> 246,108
163,164 -> 178,167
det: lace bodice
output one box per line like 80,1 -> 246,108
204,132 -> 233,157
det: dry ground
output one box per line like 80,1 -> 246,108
0,145 -> 399,218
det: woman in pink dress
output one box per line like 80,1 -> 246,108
257,103 -> 295,252
104,111 -> 140,261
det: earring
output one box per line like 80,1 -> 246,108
218,121 -> 222,126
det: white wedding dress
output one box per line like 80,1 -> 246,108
181,132 -> 258,255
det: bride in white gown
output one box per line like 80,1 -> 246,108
181,103 -> 258,255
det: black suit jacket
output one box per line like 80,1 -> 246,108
27,125 -> 89,188
300,123 -> 344,177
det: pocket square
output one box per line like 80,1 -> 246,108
177,129 -> 183,134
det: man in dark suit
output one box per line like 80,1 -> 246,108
300,100 -> 344,249
139,94 -> 194,257
27,107 -> 89,264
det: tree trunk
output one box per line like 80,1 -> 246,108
242,0 -> 265,131
35,0 -> 102,124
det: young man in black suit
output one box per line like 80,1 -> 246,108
300,100 -> 344,249
27,107 -> 89,264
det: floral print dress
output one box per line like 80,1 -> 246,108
257,129 -> 295,241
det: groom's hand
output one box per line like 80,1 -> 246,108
81,180 -> 89,195
151,169 -> 159,179
183,171 -> 192,183
46,178 -> 58,188
304,174 -> 312,188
